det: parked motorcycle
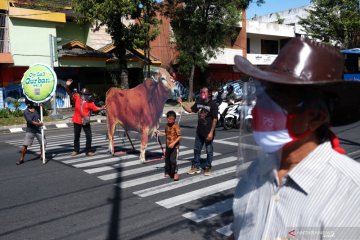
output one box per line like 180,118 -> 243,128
217,101 -> 229,127
223,101 -> 242,130
241,103 -> 254,132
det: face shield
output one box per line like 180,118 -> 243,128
237,81 -> 292,179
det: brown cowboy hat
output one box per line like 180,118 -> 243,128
234,37 -> 360,126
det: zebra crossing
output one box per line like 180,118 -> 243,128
6,132 -> 249,238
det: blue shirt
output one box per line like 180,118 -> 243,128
232,142 -> 360,240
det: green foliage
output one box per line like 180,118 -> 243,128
12,109 -> 23,117
164,0 -> 264,100
0,109 -> 23,118
72,0 -> 161,88
275,13 -> 285,24
299,0 -> 360,48
0,109 -> 10,118
10,99 -> 21,111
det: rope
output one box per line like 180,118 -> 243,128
177,102 -> 183,124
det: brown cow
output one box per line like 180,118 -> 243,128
106,69 -> 175,162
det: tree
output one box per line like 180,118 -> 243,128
72,0 -> 161,89
163,0 -> 264,101
299,0 -> 360,48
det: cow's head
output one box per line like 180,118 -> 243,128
153,68 -> 176,98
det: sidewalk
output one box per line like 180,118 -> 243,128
0,104 -> 193,135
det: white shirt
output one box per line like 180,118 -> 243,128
232,142 -> 360,240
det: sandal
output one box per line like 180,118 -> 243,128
16,160 -> 24,165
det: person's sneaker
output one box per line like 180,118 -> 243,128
71,151 -> 79,156
187,166 -> 201,175
204,168 -> 212,176
86,152 -> 96,156
173,173 -> 180,181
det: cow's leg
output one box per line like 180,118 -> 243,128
140,127 -> 149,163
107,121 -> 116,155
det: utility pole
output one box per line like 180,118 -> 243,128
49,34 -> 62,119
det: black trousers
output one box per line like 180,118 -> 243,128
73,123 -> 92,153
165,147 -> 178,175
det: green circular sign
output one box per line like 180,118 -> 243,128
21,63 -> 57,103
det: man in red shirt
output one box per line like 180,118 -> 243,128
66,79 -> 105,156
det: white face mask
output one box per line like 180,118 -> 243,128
253,130 -> 292,153
251,91 -> 293,153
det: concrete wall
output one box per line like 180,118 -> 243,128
251,5 -> 310,25
87,25 -> 112,50
9,18 -> 57,66
250,5 -> 311,35
246,20 -> 295,37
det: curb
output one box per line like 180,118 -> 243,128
1,109 -> 194,135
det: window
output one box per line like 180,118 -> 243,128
261,39 -> 278,54
247,38 -> 250,53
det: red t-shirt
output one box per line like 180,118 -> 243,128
71,93 -> 99,124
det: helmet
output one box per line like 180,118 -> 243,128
227,85 -> 234,93
218,87 -> 224,94
81,88 -> 91,95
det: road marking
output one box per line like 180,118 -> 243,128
85,148 -> 217,175
8,135 -> 114,149
73,155 -> 132,167
182,198 -> 233,223
155,179 -> 238,209
348,149 -> 360,157
114,156 -> 236,188
133,161 -> 251,198
181,136 -> 239,146
55,123 -> 68,128
84,166 -> 114,174
72,144 -> 167,167
9,128 -> 24,133
216,224 -> 233,237
134,165 -> 237,197
181,152 -> 221,160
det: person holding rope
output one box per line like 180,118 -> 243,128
177,86 -> 218,176
157,110 -> 181,181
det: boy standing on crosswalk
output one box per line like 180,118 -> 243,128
157,111 -> 181,181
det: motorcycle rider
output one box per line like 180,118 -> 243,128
225,85 -> 237,104
215,87 -> 224,105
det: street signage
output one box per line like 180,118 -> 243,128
21,63 -> 57,103
21,63 -> 57,164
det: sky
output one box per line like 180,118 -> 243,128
246,0 -> 312,19
155,0 -> 312,19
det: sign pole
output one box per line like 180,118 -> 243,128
40,104 -> 46,164
49,34 -> 62,119
21,63 -> 58,165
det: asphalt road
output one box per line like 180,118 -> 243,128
1,117 -> 360,240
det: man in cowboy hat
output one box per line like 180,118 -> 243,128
229,38 -> 360,240
65,79 -> 105,156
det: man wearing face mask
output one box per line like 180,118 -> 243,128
178,87 -> 218,176
66,79 -> 105,156
229,38 -> 360,240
